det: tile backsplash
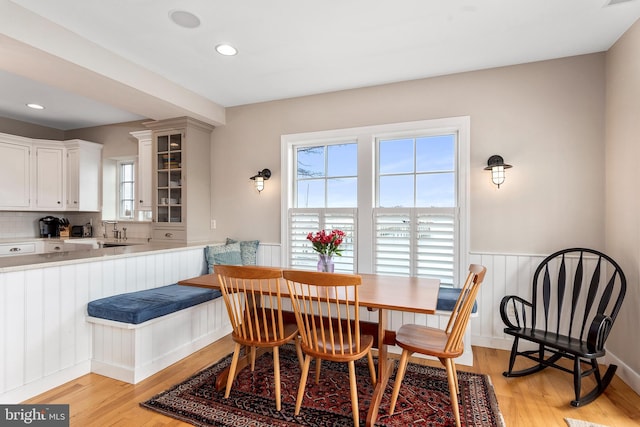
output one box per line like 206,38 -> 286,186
0,211 -> 152,240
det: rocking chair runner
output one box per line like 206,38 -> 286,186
500,248 -> 626,407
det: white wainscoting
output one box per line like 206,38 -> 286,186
4,245 -> 637,402
0,246 -> 208,403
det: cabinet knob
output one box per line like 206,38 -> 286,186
9,247 -> 21,252
57,201 -> 61,204
139,200 -> 143,203
165,233 -> 173,238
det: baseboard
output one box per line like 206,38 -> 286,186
91,325 -> 233,384
605,349 -> 640,396
0,361 -> 91,404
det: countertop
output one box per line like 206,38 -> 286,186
0,237 -> 213,272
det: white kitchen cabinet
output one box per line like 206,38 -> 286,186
145,117 -> 214,243
130,130 -> 152,211
0,137 -> 31,209
65,140 -> 103,211
0,132 -> 103,212
34,145 -> 64,210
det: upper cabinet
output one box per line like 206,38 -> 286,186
0,132 -> 103,212
65,140 -> 103,212
130,130 -> 153,211
0,137 -> 31,210
33,144 -> 65,210
144,117 -> 214,243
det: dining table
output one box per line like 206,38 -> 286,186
179,271 -> 440,427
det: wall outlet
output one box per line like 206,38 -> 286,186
211,219 -> 216,229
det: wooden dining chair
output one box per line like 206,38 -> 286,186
283,269 -> 376,427
214,265 -> 302,411
388,264 -> 487,427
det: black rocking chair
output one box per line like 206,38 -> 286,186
499,248 -> 626,407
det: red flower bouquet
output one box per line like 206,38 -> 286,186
306,229 -> 345,257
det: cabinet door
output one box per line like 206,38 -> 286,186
66,148 -> 80,210
154,131 -> 183,225
0,141 -> 31,209
34,146 -> 64,210
66,141 -> 102,211
138,137 -> 152,210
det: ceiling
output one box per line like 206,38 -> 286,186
1,0 -> 640,130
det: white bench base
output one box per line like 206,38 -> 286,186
87,297 -> 231,384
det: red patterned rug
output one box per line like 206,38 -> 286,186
141,344 -> 505,426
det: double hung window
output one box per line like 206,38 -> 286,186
282,117 -> 469,286
118,160 -> 135,220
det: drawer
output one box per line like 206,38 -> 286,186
151,228 -> 186,242
44,241 -> 66,253
0,242 -> 37,256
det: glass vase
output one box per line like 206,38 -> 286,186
317,254 -> 335,272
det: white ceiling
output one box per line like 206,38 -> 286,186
2,0 -> 640,130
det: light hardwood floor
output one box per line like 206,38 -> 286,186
25,335 -> 640,427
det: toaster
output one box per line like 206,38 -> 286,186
71,225 -> 84,237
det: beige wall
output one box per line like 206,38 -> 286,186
65,120 -> 146,159
605,19 -> 640,374
0,116 -> 64,140
211,53 -> 607,254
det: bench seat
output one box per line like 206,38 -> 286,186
86,284 -> 230,384
87,284 -> 221,324
435,286 -> 477,313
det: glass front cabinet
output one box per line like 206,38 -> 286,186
146,117 -> 214,243
155,131 -> 183,225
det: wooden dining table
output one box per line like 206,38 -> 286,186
179,271 -> 440,426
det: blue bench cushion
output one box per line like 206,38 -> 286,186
436,286 -> 478,313
87,284 -> 221,324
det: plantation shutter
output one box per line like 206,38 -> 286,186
288,208 -> 357,273
374,208 -> 456,286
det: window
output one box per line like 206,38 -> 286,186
281,117 -> 469,286
290,142 -> 358,272
375,134 -> 457,285
118,160 -> 135,220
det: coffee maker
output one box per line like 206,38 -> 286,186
39,216 -> 60,238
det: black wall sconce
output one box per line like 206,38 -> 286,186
484,155 -> 512,188
250,168 -> 271,193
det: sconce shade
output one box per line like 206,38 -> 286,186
250,168 -> 271,192
484,155 -> 512,188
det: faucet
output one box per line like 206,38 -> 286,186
102,220 -> 118,239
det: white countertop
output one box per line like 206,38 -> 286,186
0,238 -> 213,272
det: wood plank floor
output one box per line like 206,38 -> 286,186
25,335 -> 640,426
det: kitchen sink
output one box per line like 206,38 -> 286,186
100,243 -> 130,248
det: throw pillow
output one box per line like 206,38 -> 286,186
205,242 -> 242,273
226,238 -> 260,266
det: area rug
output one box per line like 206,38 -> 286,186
565,418 -> 611,427
142,344 -> 505,426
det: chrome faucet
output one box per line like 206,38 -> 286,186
102,220 -> 118,239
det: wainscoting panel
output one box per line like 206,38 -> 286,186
0,246 -> 207,403
469,252 -> 547,350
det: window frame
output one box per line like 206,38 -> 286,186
116,159 -> 135,220
281,116 -> 470,284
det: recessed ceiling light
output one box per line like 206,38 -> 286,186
26,103 -> 45,110
169,10 -> 201,28
215,44 -> 238,56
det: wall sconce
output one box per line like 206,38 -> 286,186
249,168 -> 271,193
484,155 -> 512,188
